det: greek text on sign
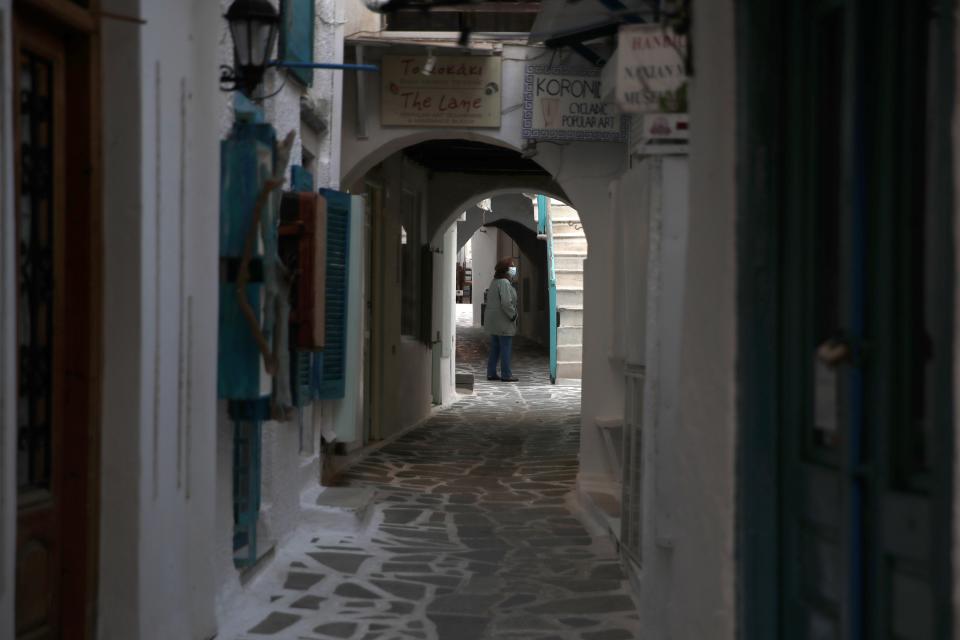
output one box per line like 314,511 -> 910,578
616,24 -> 688,113
523,66 -> 626,142
381,55 -> 502,128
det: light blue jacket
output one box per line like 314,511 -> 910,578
484,278 -> 517,336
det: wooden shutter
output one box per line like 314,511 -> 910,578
316,189 -> 351,399
283,166 -> 321,406
279,0 -> 315,87
419,244 -> 434,345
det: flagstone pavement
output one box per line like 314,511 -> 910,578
217,306 -> 640,640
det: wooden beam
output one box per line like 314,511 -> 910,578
16,0 -> 97,32
395,2 -> 541,13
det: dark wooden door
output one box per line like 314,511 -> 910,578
781,4 -> 862,637
779,1 -> 953,638
14,9 -> 100,639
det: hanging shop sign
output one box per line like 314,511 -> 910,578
380,55 -> 502,128
616,24 -> 688,113
522,65 -> 627,142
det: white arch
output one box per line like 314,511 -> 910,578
342,130 -> 524,189
430,186 -> 575,248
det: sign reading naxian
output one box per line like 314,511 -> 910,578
616,24 -> 688,113
523,65 -> 627,142
381,55 -> 502,128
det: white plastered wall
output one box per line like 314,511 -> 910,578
471,225 -> 499,328
659,0 -> 738,637
98,0 -> 222,638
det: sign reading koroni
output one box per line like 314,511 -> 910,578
522,65 -> 627,142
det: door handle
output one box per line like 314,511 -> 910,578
817,339 -> 852,367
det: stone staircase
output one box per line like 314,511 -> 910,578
550,202 -> 585,379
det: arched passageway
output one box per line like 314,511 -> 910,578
345,139 -> 596,442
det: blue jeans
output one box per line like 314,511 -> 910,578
487,335 -> 513,379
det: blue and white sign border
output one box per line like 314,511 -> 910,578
522,65 -> 628,142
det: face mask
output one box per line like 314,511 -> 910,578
508,266 -> 517,278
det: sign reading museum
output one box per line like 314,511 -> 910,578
381,55 -> 502,128
616,24 -> 688,113
522,65 -> 627,142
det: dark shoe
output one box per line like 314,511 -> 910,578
487,375 -> 500,381
501,376 -> 519,382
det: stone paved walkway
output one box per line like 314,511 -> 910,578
218,306 -> 639,640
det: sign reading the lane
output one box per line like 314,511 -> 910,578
522,65 -> 627,142
380,55 -> 502,128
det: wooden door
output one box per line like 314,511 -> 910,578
864,3 -> 954,637
780,5 -> 861,637
778,1 -> 953,638
14,8 -> 100,639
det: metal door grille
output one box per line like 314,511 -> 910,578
620,365 -> 645,565
17,52 -> 55,492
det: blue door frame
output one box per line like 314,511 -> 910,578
538,195 -> 558,384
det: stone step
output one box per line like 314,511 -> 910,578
557,288 -> 582,308
556,361 -> 582,379
554,255 -> 586,270
300,485 -> 376,532
558,344 -> 582,362
558,325 -> 582,346
552,235 -> 588,254
559,306 -> 583,327
551,220 -> 585,234
555,269 -> 583,288
548,205 -> 581,222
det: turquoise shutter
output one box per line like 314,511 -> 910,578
316,188 -> 350,399
279,0 -> 315,87
291,164 -> 314,192
291,350 -> 313,407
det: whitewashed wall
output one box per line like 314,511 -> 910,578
470,225 -> 499,328
96,1 -> 222,638
665,1 -> 738,637
212,0 -> 348,616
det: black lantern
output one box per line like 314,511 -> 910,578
223,0 -> 280,97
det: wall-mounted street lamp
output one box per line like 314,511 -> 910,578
222,0 -> 380,100
222,0 -> 281,97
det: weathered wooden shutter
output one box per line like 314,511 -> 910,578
228,397 -> 270,568
316,189 -> 350,399
279,0 -> 315,87
284,166 -> 321,407
218,122 -> 276,399
419,244 -> 434,345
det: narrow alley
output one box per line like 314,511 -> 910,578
5,1 -> 959,639
217,308 -> 638,640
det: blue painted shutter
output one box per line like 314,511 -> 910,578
291,164 -> 314,192
279,0 -> 315,87
316,188 -> 350,399
218,122 -> 277,399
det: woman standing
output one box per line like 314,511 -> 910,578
485,257 -> 519,382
